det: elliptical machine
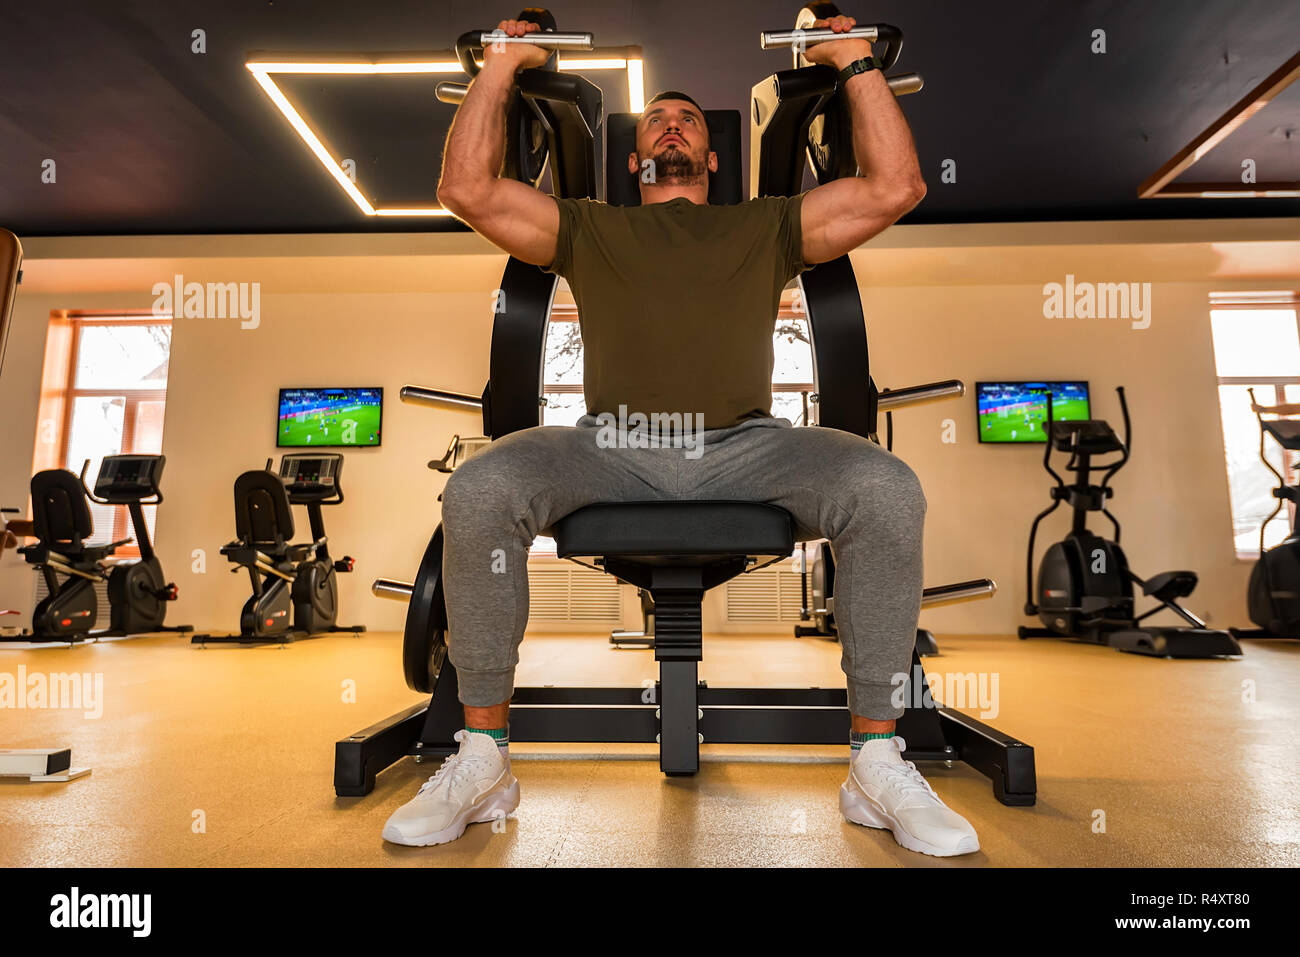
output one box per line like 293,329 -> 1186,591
1232,389 -> 1300,639
194,453 -> 363,644
1020,386 -> 1240,658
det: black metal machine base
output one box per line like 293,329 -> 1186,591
4,630 -> 92,644
1108,627 -> 1241,658
334,647 -> 1036,806
1230,627 -> 1298,641
96,624 -> 193,638
4,624 -> 194,643
1019,625 -> 1240,658
914,628 -> 939,656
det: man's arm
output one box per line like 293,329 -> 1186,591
798,16 -> 927,265
436,19 -> 560,267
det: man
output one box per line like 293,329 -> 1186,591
383,15 -> 979,858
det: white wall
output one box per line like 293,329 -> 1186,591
1,220 -> 1296,635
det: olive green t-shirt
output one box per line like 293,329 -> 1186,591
544,194 -> 807,430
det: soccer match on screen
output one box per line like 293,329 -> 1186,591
277,387 -> 382,447
976,381 -> 1091,444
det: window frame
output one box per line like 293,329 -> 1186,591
541,301 -> 817,418
1210,296 -> 1300,560
39,310 -> 173,558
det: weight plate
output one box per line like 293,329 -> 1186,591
403,524 -> 449,694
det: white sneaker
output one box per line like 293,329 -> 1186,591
840,735 -> 980,858
382,730 -> 520,847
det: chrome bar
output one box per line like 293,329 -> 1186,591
877,379 -> 965,411
46,556 -> 104,583
436,81 -> 469,105
761,26 -> 882,49
887,72 -> 924,95
479,30 -> 593,49
921,579 -> 997,607
373,579 -> 415,601
399,385 -> 483,410
254,559 -> 296,583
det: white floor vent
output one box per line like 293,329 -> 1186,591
725,566 -> 804,622
527,567 -> 622,622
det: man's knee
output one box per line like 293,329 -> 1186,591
440,444 -> 523,532
440,428 -> 572,533
879,453 -> 927,516
839,449 -> 927,527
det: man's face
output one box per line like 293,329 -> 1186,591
630,99 -> 718,190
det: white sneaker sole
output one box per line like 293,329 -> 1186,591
382,777 -> 521,847
840,782 -> 979,858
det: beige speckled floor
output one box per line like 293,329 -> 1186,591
1,631 -> 1298,867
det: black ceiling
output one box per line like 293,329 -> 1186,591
1,0 -> 1297,236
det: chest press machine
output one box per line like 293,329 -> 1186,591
337,8 -> 1036,807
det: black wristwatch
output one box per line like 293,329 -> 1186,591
837,56 -> 879,86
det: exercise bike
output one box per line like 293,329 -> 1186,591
1231,389 -> 1300,640
1020,386 -> 1240,658
15,455 -> 189,642
86,454 -> 191,638
193,453 -> 363,644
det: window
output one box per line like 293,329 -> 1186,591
1209,294 -> 1300,558
541,299 -> 815,426
31,312 -> 173,555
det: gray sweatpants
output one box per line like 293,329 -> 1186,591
440,415 -> 926,720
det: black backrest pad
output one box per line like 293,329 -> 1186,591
605,110 -> 743,207
30,469 -> 93,544
232,469 -> 294,545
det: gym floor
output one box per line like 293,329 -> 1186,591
2,631 -> 1297,867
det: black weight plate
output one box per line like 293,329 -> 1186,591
403,524 -> 449,694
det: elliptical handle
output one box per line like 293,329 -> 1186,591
1027,391 -> 1065,612
1117,386 -> 1131,458
1250,388 -> 1289,555
1251,387 -> 1288,488
1099,385 -> 1131,492
1040,391 -> 1065,489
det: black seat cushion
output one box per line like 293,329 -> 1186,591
552,501 -> 794,561
232,469 -> 294,545
30,469 -> 94,546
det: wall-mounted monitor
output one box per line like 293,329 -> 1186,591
976,381 -> 1091,444
277,387 -> 383,448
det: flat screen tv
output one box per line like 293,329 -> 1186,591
277,387 -> 383,448
976,381 -> 1090,444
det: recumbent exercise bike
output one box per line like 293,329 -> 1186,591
16,454 -> 190,642
193,453 -> 363,645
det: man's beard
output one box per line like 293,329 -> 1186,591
648,145 -> 706,186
